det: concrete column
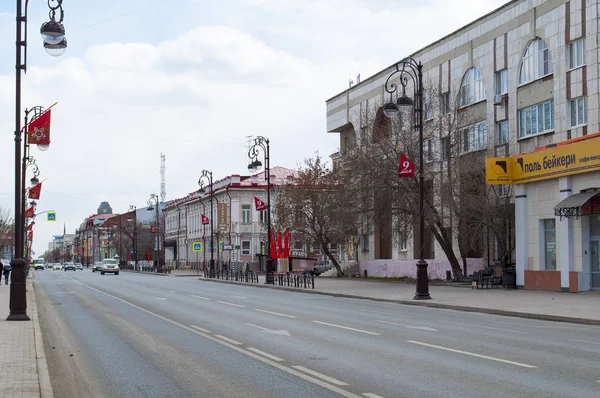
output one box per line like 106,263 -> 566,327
558,177 -> 573,291
515,184 -> 528,286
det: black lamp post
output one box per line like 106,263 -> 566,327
127,205 -> 138,270
382,58 -> 431,300
10,0 -> 67,321
198,170 -> 214,277
22,157 -> 39,263
247,136 -> 274,285
147,194 -> 160,272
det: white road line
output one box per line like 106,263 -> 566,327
407,340 -> 537,368
217,300 -> 245,308
363,393 -> 384,398
254,309 -> 297,318
312,321 -> 381,336
292,366 -> 349,386
61,273 -> 363,398
247,347 -> 284,362
356,309 -> 413,318
570,339 -> 600,345
190,295 -> 211,300
190,325 -> 212,334
232,296 -> 247,299
214,335 -> 242,345
376,320 -> 437,332
441,320 -> 529,335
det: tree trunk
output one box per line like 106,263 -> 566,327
322,244 -> 344,277
431,224 -> 464,280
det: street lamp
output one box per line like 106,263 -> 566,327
198,170 -> 214,277
10,0 -> 67,321
127,205 -> 138,270
382,58 -> 431,300
247,136 -> 274,285
147,194 -> 160,272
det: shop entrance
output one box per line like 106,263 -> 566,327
591,215 -> 600,290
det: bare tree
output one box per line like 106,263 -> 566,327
273,154 -> 357,277
0,207 -> 14,256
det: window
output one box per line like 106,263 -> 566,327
362,233 -> 369,252
542,219 -> 556,270
398,229 -> 408,251
570,97 -> 587,127
241,241 -> 251,255
423,90 -> 433,120
241,205 -> 251,224
495,69 -> 508,95
441,136 -> 450,160
459,67 -> 486,107
569,39 -> 586,69
440,92 -> 450,114
460,121 -> 488,153
259,210 -> 267,224
518,100 -> 554,138
424,139 -> 434,162
495,120 -> 508,145
519,38 -> 552,84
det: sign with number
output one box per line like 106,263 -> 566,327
398,153 -> 415,178
47,212 -> 56,221
192,242 -> 203,252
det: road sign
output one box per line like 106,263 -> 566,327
47,212 -> 56,222
192,242 -> 203,252
223,244 -> 233,250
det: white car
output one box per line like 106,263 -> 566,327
53,263 -> 63,271
100,259 -> 119,275
75,263 -> 83,270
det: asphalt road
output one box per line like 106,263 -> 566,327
34,269 -> 600,398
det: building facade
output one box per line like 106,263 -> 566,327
326,0 -> 600,290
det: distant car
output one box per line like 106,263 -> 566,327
53,263 -> 63,271
34,263 -> 45,270
46,263 -> 54,269
63,262 -> 76,271
100,258 -> 119,275
75,263 -> 83,270
304,260 -> 332,276
92,261 -> 103,272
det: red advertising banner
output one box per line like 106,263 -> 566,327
398,153 -> 415,178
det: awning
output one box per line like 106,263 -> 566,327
554,191 -> 599,219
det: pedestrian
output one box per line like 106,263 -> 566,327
3,261 -> 11,285
0,259 -> 3,285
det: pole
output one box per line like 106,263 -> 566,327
156,204 -> 159,272
134,212 -> 138,270
414,62 -> 431,300
209,172 -> 215,276
265,140 -> 274,284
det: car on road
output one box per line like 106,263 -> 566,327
63,262 -> 76,271
75,263 -> 83,270
100,258 -> 119,275
92,261 -> 103,272
46,263 -> 54,269
304,260 -> 332,276
34,263 -> 45,270
53,263 -> 63,271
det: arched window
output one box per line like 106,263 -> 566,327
519,38 -> 552,84
459,67 -> 485,107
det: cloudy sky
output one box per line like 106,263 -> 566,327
0,0 -> 508,257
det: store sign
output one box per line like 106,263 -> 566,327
486,135 -> 600,185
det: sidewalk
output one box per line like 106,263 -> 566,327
0,278 -> 52,398
200,275 -> 600,325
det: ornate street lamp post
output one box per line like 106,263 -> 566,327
247,136 -> 274,285
127,205 -> 138,270
382,58 -> 431,300
147,195 -> 160,272
10,0 -> 67,321
198,170 -> 214,277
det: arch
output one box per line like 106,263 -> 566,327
519,37 -> 552,85
459,66 -> 486,107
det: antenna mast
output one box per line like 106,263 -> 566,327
160,153 -> 166,203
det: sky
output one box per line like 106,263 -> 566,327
0,0 -> 509,257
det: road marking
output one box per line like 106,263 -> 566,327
246,323 -> 291,336
247,347 -> 284,362
214,335 -> 242,345
312,321 -> 381,336
292,366 -> 348,386
190,325 -> 211,334
155,297 -> 168,301
407,340 -> 537,368
363,393 -> 384,398
232,296 -> 247,299
441,320 -> 529,335
56,291 -> 77,294
61,273 -> 363,398
169,290 -> 175,293
254,309 -> 297,318
570,339 -> 600,345
217,300 -> 245,308
190,295 -> 211,300
357,309 -> 412,318
376,320 -> 438,332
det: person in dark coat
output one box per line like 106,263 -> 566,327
2,260 -> 11,285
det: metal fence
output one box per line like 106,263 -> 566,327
204,269 -> 259,283
273,273 -> 314,289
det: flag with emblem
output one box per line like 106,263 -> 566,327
27,108 -> 52,146
201,214 -> 209,225
254,196 -> 267,211
25,206 -> 35,218
28,182 -> 42,199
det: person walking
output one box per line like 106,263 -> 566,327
2,260 -> 11,285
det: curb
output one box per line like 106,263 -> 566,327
198,278 -> 600,326
121,270 -> 169,277
30,279 -> 54,398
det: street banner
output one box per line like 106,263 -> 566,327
26,222 -> 35,231
27,108 -> 52,146
28,182 -> 42,199
254,196 -> 267,211
277,232 -> 283,259
25,206 -> 35,218
269,227 -> 277,259
398,153 -> 415,178
201,214 -> 209,225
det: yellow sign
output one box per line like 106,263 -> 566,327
486,136 -> 600,185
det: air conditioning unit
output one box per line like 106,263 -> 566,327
493,94 -> 507,105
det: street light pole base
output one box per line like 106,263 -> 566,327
265,258 -> 275,285
7,258 -> 30,321
413,259 -> 432,300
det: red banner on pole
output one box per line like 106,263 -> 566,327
398,153 -> 415,178
254,196 -> 267,211
27,108 -> 52,146
28,182 -> 42,199
201,214 -> 209,225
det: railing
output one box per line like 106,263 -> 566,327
204,269 -> 259,283
274,273 -> 314,289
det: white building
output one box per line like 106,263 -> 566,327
326,0 -> 600,291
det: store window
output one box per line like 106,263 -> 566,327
542,219 -> 556,270
241,241 -> 251,255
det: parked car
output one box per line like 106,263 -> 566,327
75,263 -> 83,270
63,262 -> 76,271
92,261 -> 103,272
304,260 -> 332,276
53,263 -> 63,271
100,258 -> 119,275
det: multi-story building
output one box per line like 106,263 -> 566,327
326,0 -> 600,291
164,167 -> 296,272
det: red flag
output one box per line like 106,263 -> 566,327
150,225 -> 157,233
269,227 -> 277,260
277,232 -> 283,259
283,228 -> 291,258
27,109 -> 51,146
254,196 -> 267,211
26,222 -> 35,231
25,206 -> 35,218
27,231 -> 33,241
398,153 -> 415,178
201,214 -> 209,225
28,182 -> 42,199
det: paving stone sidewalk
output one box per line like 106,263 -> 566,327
0,278 -> 51,398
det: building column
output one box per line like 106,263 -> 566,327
558,177 -> 573,291
515,184 -> 528,286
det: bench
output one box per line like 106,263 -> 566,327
472,268 -> 502,289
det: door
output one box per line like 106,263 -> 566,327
591,239 -> 600,290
